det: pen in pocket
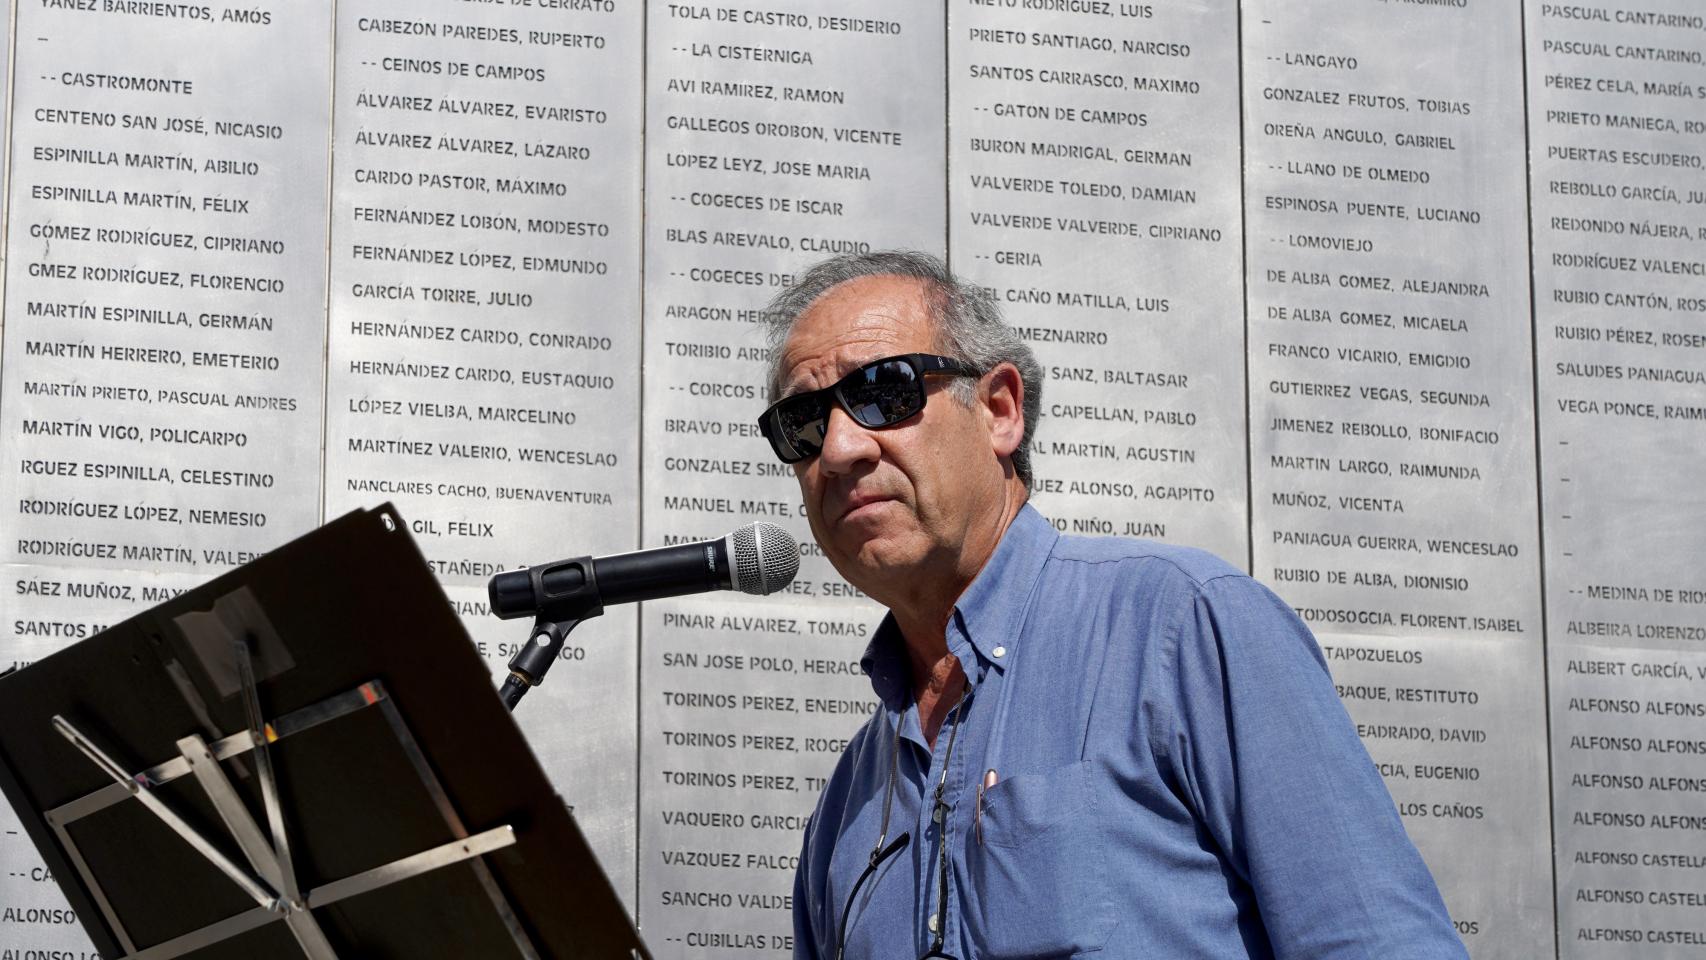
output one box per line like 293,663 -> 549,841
976,768 -> 998,845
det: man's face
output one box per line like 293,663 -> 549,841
775,275 -> 1003,596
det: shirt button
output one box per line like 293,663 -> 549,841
928,915 -> 939,934
992,645 -> 1006,659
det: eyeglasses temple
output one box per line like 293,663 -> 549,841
835,832 -> 912,960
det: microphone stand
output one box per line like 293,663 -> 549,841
497,555 -> 605,712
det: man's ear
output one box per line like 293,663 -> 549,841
980,362 -> 1025,458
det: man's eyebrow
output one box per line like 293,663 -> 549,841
779,350 -> 895,399
778,358 -> 852,399
777,371 -> 820,400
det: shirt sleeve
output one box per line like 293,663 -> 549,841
792,822 -> 822,960
1157,573 -> 1468,959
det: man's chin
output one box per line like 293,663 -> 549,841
832,502 -> 907,547
830,529 -> 930,587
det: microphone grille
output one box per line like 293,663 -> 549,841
729,521 -> 800,596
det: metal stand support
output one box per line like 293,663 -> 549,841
44,635 -> 540,960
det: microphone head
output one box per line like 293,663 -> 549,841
727,521 -> 800,595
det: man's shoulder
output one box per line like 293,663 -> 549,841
1046,532 -> 1248,590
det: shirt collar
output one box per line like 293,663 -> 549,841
861,616 -> 911,712
860,503 -> 1057,709
950,502 -> 1057,670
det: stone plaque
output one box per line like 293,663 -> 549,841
638,1 -> 945,952
949,0 -> 1249,566
318,0 -> 645,902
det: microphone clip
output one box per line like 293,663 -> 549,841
497,555 -> 605,712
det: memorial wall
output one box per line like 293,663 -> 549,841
0,1 -> 1702,957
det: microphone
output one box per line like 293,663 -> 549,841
488,521 -> 800,619
489,522 -> 800,710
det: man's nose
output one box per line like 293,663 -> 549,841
816,405 -> 879,474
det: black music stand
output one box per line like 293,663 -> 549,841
0,504 -> 649,959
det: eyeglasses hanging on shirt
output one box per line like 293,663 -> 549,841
836,686 -> 971,960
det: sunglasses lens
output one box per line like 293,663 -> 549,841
842,359 -> 923,428
773,393 -> 829,461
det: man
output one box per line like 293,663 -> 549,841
758,251 -> 1466,959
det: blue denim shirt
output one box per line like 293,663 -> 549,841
792,504 -> 1466,959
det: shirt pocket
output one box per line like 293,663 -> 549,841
963,759 -> 1116,958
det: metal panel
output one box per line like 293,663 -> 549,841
317,0 -> 646,904
1241,2 -> 1552,953
1,562 -> 206,958
1244,1 -> 1543,644
1,4 -> 1705,959
0,4 -> 332,951
636,2 -> 945,952
1320,632 -> 1553,954
1525,5 -> 1706,956
949,0 -> 1250,565
1549,642 -> 1706,958
0,1 -> 334,576
1527,4 -> 1706,664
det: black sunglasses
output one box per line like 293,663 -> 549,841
758,354 -> 979,464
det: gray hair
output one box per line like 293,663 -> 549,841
762,250 -> 1044,489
